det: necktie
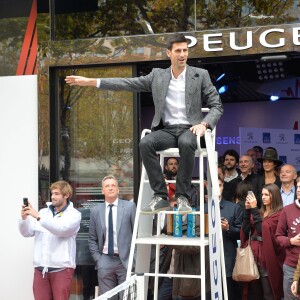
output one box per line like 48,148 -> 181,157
108,204 -> 114,257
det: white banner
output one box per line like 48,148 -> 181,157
239,127 -> 300,169
208,195 -> 223,300
0,75 -> 38,300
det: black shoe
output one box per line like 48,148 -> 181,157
140,196 -> 169,214
177,196 -> 192,213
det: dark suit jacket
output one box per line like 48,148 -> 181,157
99,65 -> 223,130
88,199 -> 136,269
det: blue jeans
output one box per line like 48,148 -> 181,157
139,125 -> 201,199
283,264 -> 298,300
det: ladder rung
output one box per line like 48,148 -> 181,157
143,179 -> 204,184
158,211 -> 201,215
135,235 -> 209,246
156,148 -> 207,156
143,273 -> 203,279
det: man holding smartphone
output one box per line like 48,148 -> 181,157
19,181 -> 82,300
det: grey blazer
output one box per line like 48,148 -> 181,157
100,65 -> 223,130
88,199 -> 136,269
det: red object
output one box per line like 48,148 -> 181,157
293,121 -> 298,130
16,0 -> 37,75
168,183 -> 176,199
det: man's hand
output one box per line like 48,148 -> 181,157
291,280 -> 300,297
190,123 -> 206,136
246,192 -> 257,209
291,233 -> 300,246
21,203 -> 39,220
65,75 -> 97,87
221,218 -> 229,231
21,205 -> 28,220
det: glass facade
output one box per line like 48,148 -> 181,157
54,65 -> 134,299
50,0 -> 298,40
57,66 -> 134,202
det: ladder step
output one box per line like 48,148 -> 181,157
143,179 -> 202,184
135,235 -> 209,246
156,149 -> 208,157
143,273 -> 203,279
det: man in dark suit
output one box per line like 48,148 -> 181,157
65,33 -> 223,214
88,175 -> 136,295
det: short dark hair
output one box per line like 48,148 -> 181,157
253,145 -> 263,155
234,181 -> 253,202
165,157 -> 179,165
223,149 -> 239,163
166,33 -> 188,50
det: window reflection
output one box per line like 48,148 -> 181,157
58,66 -> 134,204
56,65 -> 134,299
48,0 -> 298,40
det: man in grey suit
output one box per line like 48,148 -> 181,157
66,33 -> 223,214
88,175 -> 136,295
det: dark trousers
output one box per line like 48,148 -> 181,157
80,265 -> 98,300
139,125 -> 199,199
158,277 -> 173,300
226,277 -> 242,300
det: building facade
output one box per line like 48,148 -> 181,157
1,0 -> 300,298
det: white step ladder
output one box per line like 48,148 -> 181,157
127,118 -> 228,300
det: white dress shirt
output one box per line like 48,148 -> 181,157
162,68 -> 190,126
103,199 -> 119,255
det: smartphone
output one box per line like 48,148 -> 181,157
248,191 -> 254,196
23,198 -> 29,207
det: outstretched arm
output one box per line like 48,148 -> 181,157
65,75 -> 97,87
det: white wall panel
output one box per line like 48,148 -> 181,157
0,75 -> 38,300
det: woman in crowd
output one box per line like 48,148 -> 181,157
241,183 -> 285,300
234,180 -> 254,209
256,148 -> 282,207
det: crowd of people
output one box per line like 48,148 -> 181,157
18,31 -> 300,300
147,144 -> 300,300
18,146 -> 300,300
216,145 -> 300,300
